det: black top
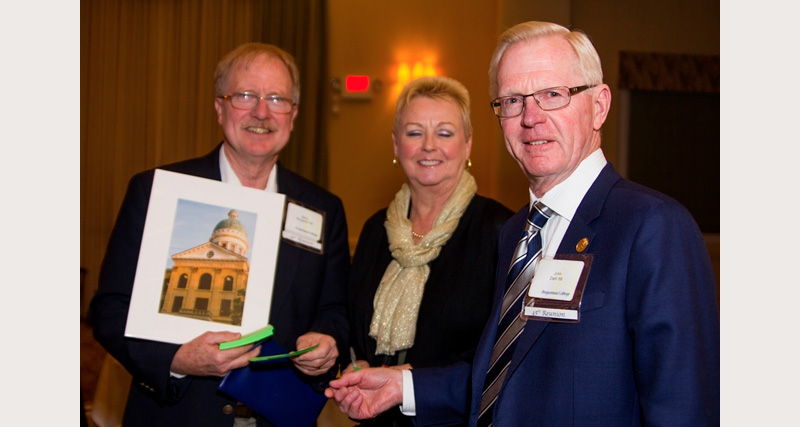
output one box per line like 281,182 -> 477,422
347,194 -> 512,426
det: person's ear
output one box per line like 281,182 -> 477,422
288,106 -> 299,131
592,84 -> 612,131
214,98 -> 225,125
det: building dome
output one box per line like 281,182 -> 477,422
210,209 -> 249,256
213,210 -> 248,236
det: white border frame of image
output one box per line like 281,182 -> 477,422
125,169 -> 285,344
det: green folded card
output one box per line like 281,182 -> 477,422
218,325 -> 275,350
249,343 -> 319,362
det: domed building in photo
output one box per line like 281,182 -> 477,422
159,209 -> 250,326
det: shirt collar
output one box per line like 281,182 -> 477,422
219,144 -> 278,192
529,149 -> 607,221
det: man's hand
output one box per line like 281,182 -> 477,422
343,359 -> 370,374
170,331 -> 261,377
324,367 -> 404,420
292,332 -> 338,376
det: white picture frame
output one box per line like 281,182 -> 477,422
125,169 -> 285,344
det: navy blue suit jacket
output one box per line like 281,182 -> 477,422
90,144 -> 351,426
413,163 -> 720,426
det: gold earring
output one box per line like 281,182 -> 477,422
465,158 -> 472,170
393,158 -> 398,167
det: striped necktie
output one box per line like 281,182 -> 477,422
477,201 -> 553,427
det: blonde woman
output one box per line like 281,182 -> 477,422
346,76 -> 512,427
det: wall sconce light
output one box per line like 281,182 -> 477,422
396,61 -> 438,88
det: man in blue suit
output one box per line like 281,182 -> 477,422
326,21 -> 719,426
90,43 -> 350,426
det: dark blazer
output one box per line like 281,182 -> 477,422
89,144 -> 350,426
349,195 -> 512,427
412,164 -> 720,426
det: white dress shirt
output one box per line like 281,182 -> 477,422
219,144 -> 278,192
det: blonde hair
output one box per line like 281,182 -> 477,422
393,76 -> 472,135
488,21 -> 603,99
214,43 -> 300,104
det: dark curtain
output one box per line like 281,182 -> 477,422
257,0 -> 329,188
618,52 -> 719,233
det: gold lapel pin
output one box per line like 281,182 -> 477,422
576,237 -> 589,253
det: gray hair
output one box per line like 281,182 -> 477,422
214,43 -> 300,104
488,21 -> 603,99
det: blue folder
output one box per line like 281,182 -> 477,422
218,339 -> 328,427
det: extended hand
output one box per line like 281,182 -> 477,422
292,332 -> 338,376
324,367 -> 403,419
343,359 -> 371,374
170,331 -> 261,377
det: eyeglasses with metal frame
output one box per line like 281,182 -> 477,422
490,85 -> 595,118
218,92 -> 296,113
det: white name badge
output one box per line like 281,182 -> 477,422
281,201 -> 325,253
522,254 -> 593,324
527,259 -> 584,300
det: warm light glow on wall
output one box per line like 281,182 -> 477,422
397,63 -> 411,86
393,61 -> 438,98
410,62 -> 425,80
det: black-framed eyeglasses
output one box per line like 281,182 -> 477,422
218,92 -> 296,113
490,85 -> 595,118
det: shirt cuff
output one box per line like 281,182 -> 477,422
399,369 -> 416,416
170,371 -> 186,379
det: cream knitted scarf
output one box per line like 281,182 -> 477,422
369,170 -> 477,355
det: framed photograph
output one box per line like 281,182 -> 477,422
125,169 -> 286,344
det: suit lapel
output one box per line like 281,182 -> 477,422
197,144 -> 223,180
269,163 -> 303,323
505,164 -> 620,381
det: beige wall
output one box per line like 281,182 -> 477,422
326,0 -> 720,250
326,1 -> 506,250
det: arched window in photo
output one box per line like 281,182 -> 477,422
198,273 -> 212,290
